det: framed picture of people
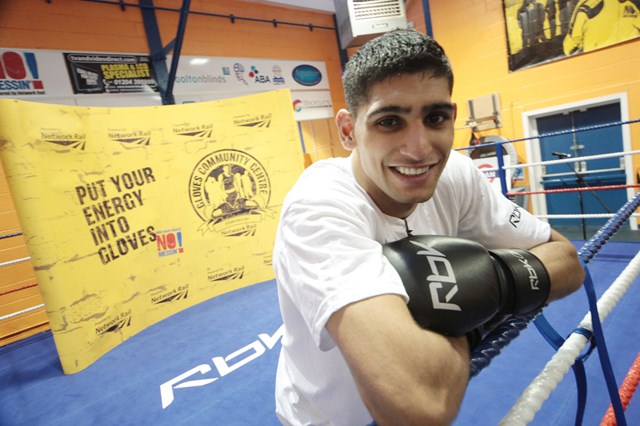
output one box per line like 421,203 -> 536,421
503,0 -> 640,71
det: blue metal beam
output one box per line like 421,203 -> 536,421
332,13 -> 349,71
139,0 -> 174,104
164,0 -> 191,103
421,0 -> 433,37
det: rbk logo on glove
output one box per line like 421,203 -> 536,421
508,250 -> 541,290
408,239 -> 462,312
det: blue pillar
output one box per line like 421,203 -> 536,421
421,0 -> 433,37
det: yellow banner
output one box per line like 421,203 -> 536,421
0,90 -> 303,373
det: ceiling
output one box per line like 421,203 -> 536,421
243,0 -> 336,14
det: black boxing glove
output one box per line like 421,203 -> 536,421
488,248 -> 551,315
382,235 -> 502,338
382,235 -> 551,339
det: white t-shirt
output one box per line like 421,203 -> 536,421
273,150 -> 550,426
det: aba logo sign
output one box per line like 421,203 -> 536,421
189,149 -> 273,236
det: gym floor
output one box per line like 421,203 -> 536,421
1,239 -> 638,425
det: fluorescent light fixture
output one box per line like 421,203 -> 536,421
190,58 -> 209,66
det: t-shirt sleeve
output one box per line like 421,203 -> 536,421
454,155 -> 551,249
275,197 -> 408,351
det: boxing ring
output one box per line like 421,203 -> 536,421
463,118 -> 640,425
1,119 -> 639,425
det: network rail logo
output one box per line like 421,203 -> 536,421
95,309 -> 132,336
234,113 -> 272,128
173,123 -> 214,139
151,284 -> 189,305
40,129 -> 87,150
208,265 -> 245,282
108,129 -> 152,147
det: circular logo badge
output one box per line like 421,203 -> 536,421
189,149 -> 271,227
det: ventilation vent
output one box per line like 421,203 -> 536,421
334,0 -> 408,49
352,0 -> 404,20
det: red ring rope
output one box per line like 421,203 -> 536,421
0,283 -> 38,297
600,352 -> 640,425
507,184 -> 640,197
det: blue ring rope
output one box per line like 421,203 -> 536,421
456,118 -> 640,151
465,119 -> 640,425
469,191 -> 640,376
469,191 -> 640,425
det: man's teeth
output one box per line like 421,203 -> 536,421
395,166 -> 429,176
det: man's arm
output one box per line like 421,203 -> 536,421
529,228 -> 584,302
326,294 -> 469,426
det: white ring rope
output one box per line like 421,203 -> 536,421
0,256 -> 31,268
536,213 -> 640,219
480,149 -> 640,173
499,249 -> 640,425
0,303 -> 45,321
1,256 -> 39,321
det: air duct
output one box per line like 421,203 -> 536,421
334,0 -> 408,49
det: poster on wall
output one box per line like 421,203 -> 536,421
171,55 -> 330,95
0,49 -> 69,98
0,89 -> 304,374
1,48 -> 334,120
64,52 -> 159,94
503,0 -> 640,71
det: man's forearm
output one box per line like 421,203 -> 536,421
530,230 -> 584,302
329,295 -> 470,426
366,333 -> 469,426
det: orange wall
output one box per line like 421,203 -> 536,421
426,0 -> 640,176
405,0 -> 427,34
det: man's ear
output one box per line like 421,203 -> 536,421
336,109 -> 356,150
453,102 -> 458,121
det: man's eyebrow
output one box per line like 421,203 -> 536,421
366,105 -> 411,118
423,102 -> 455,113
367,102 -> 455,119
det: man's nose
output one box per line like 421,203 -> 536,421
400,124 -> 431,158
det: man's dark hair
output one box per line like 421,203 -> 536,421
342,29 -> 454,114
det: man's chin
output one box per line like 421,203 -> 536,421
389,196 -> 432,212
398,190 -> 435,205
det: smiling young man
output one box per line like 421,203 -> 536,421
273,29 -> 583,425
